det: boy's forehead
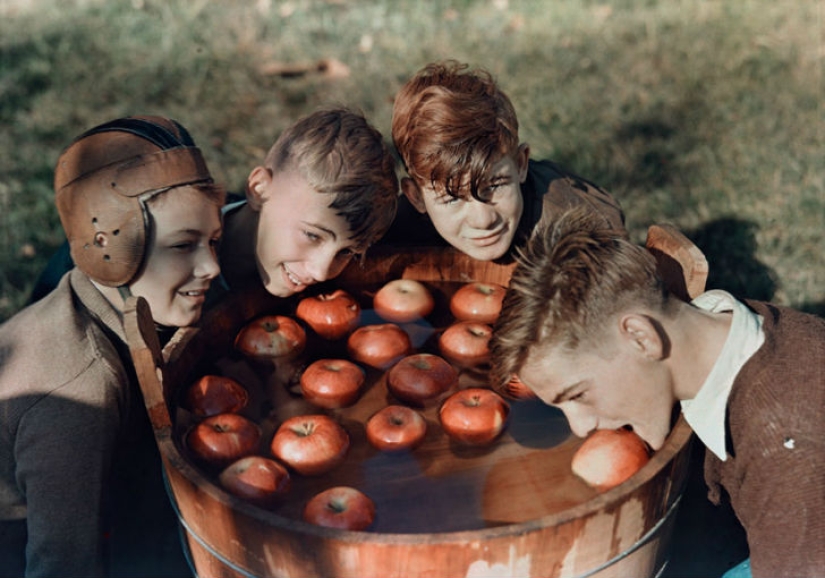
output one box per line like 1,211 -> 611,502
420,152 -> 517,197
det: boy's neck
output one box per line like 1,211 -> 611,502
668,300 -> 733,401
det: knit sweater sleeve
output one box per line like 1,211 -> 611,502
705,302 -> 825,578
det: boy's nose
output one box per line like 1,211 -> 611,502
563,407 -> 597,439
465,199 -> 499,230
195,247 -> 221,280
305,249 -> 338,283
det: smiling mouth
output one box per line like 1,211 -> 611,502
283,264 -> 306,288
470,227 -> 507,246
179,288 -> 208,298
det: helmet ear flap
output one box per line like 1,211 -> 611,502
54,116 -> 213,287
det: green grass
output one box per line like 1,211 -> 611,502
1,0 -> 823,322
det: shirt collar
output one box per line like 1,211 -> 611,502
680,290 -> 765,461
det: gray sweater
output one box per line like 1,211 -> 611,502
0,269 -> 176,576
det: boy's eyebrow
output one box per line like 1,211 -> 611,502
552,382 -> 582,405
302,221 -> 338,240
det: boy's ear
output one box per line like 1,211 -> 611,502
401,177 -> 427,214
516,143 -> 530,183
618,313 -> 666,361
245,166 -> 273,211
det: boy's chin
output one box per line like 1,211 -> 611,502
460,243 -> 510,262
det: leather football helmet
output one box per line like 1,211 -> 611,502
54,116 -> 214,286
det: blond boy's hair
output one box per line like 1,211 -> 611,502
265,107 -> 399,248
490,208 -> 670,390
391,60 -> 520,201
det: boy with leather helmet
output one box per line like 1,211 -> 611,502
0,116 -> 225,576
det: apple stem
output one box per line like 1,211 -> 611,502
294,422 -> 315,437
327,500 -> 346,514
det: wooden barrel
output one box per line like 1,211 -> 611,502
126,244 -> 696,578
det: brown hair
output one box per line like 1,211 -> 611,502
391,60 -> 520,201
265,107 -> 399,248
489,208 -> 669,391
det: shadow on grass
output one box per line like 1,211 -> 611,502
685,217 -> 779,302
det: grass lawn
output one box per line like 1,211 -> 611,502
1,0 -> 823,321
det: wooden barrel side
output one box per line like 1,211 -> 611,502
153,412 -> 691,578
129,243 -> 698,578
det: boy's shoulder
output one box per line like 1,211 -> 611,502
1,270 -> 128,400
729,300 -> 824,424
525,158 -> 612,198
522,159 -> 626,232
745,299 -> 825,344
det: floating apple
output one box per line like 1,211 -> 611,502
373,278 -> 435,323
438,321 -> 492,368
449,281 -> 506,324
303,486 -> 376,531
571,428 -> 651,491
270,414 -> 350,476
346,323 -> 412,370
218,455 -> 291,507
235,315 -> 306,359
296,289 -> 361,340
387,353 -> 458,407
186,413 -> 262,469
366,405 -> 428,452
300,358 -> 365,409
182,375 -> 249,417
439,388 -> 509,446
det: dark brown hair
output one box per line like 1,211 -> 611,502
265,107 -> 399,249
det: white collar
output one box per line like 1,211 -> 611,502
680,290 -> 764,461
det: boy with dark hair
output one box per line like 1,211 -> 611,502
385,60 -> 624,261
217,106 -> 399,297
489,208 -> 825,578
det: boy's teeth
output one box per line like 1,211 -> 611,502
285,266 -> 300,285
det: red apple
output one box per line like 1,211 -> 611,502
438,321 -> 493,368
373,278 -> 435,323
296,289 -> 361,340
300,358 -> 365,409
218,455 -> 291,507
366,405 -> 428,452
439,388 -> 509,446
303,486 -> 375,531
387,353 -> 458,407
504,374 -> 538,401
270,414 -> 350,476
182,375 -> 249,417
186,413 -> 261,469
571,428 -> 651,491
346,323 -> 412,370
449,282 -> 506,324
235,315 -> 306,359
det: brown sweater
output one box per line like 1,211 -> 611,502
704,300 -> 825,578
